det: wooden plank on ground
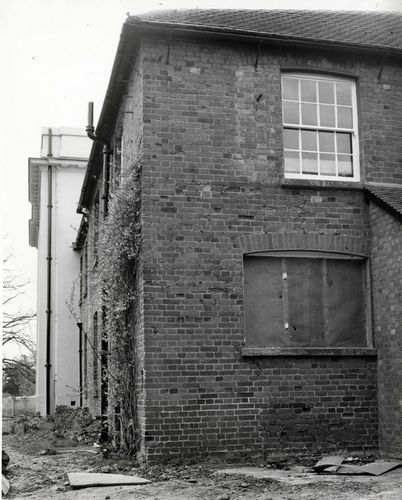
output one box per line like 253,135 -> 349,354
67,472 -> 150,488
313,456 -> 345,472
360,461 -> 402,476
319,461 -> 402,476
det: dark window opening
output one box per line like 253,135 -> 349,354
79,254 -> 83,304
110,132 -> 122,192
244,253 -> 368,348
93,192 -> 100,261
83,241 -> 88,298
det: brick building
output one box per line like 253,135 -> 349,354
76,10 -> 402,462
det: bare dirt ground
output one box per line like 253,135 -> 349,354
3,417 -> 402,500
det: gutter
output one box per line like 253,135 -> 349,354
85,102 -> 113,217
365,184 -> 402,221
127,18 -> 402,59
77,24 -> 136,215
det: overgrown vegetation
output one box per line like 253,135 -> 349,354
97,157 -> 143,456
2,255 -> 36,396
3,354 -> 35,397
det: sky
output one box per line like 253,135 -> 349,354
1,0 -> 401,358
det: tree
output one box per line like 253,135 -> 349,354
2,256 -> 36,396
3,354 -> 35,396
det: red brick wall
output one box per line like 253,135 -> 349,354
360,62 -> 402,184
136,39 -> 386,461
370,203 -> 402,458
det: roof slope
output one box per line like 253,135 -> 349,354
129,9 -> 402,52
78,9 -> 402,213
366,184 -> 402,220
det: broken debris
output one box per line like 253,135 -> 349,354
67,472 -> 150,488
313,456 -> 402,476
2,474 -> 10,496
313,455 -> 344,473
2,451 -> 10,472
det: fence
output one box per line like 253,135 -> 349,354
2,396 -> 37,416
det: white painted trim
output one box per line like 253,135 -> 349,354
282,73 -> 360,182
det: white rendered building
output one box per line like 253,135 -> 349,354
28,127 -> 91,414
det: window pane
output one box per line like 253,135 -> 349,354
283,129 -> 299,150
284,151 -> 300,173
283,78 -> 299,100
282,75 -> 357,181
244,257 -> 284,347
337,106 -> 353,128
336,133 -> 352,154
300,79 -> 317,102
336,82 -> 352,105
319,131 -> 335,152
301,130 -> 317,151
283,101 -> 299,124
338,155 -> 353,177
301,103 -> 317,126
326,260 -> 366,347
318,81 -> 334,104
319,104 -> 335,127
302,152 -> 318,174
320,153 -> 336,176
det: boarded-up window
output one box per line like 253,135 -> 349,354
244,253 -> 368,348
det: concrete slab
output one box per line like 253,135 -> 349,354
215,465 -> 402,487
67,472 -> 150,488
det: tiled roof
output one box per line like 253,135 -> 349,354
366,184 -> 402,219
129,9 -> 402,53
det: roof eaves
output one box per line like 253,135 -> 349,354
365,185 -> 402,221
127,17 -> 402,57
77,21 -> 139,214
28,157 -> 47,248
73,215 -> 89,250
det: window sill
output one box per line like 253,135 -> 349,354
281,178 -> 364,191
241,347 -> 376,357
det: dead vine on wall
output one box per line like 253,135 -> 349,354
98,157 -> 142,455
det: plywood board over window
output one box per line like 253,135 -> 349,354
244,252 -> 369,348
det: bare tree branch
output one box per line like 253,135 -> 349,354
2,255 -> 37,395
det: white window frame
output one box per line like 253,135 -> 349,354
281,73 -> 360,182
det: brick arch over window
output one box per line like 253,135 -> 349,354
239,232 -> 369,257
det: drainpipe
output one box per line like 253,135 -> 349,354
45,128 -> 53,416
86,103 -> 112,437
77,322 -> 83,407
86,102 -> 112,216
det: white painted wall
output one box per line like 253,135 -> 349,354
30,128 -> 90,414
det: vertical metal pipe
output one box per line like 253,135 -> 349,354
85,102 -> 112,438
88,101 -> 94,128
77,322 -> 83,407
45,128 -> 53,415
